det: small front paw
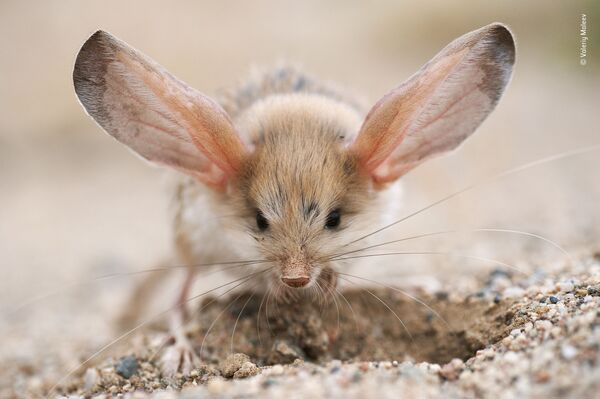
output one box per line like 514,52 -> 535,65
160,340 -> 199,377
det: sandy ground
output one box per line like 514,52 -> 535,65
1,252 -> 599,398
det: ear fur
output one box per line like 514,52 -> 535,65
352,23 -> 516,184
73,30 -> 246,187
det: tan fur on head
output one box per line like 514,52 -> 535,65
231,93 -> 373,285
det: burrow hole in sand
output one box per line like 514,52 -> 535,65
188,289 -> 518,366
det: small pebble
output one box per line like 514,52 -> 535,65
564,293 -> 576,302
220,353 -> 251,378
206,378 -> 226,395
428,364 -> 441,373
269,340 -> 304,364
550,327 -> 562,338
379,361 -> 392,369
261,378 -> 277,388
83,368 -> 99,391
503,287 -> 525,298
233,361 -> 260,379
292,359 -> 304,367
503,351 -> 519,363
509,334 -> 529,350
560,344 -> 578,360
439,358 -> 464,381
535,320 -> 553,331
549,296 -> 559,304
115,356 -> 139,379
535,370 -> 551,383
559,281 -> 574,292
269,365 -> 284,376
477,348 -> 495,359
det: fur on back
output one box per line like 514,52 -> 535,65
217,65 -> 364,120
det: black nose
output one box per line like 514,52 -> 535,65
281,276 -> 310,288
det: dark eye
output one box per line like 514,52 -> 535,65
325,209 -> 341,229
256,210 -> 269,231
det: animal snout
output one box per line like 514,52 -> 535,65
281,275 -> 310,288
281,252 -> 312,288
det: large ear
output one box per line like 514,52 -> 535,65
73,30 -> 246,188
351,23 -> 515,185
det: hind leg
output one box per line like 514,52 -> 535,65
116,261 -> 169,331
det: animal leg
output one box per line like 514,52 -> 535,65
160,267 -> 200,376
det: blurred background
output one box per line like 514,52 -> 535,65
0,0 -> 599,386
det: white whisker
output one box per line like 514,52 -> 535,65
337,272 -> 448,328
336,251 -> 531,279
46,268 -> 270,398
338,275 -> 413,341
345,145 -> 600,246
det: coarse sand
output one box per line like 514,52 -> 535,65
2,253 -> 600,398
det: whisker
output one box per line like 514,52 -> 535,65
338,275 -> 413,341
273,283 -> 284,314
330,228 -> 573,265
147,272 -> 264,365
198,292 -> 249,360
45,268 -> 270,398
314,280 -> 326,315
345,144 -> 600,247
265,284 -> 276,337
335,251 -> 530,278
230,291 -> 257,354
199,277 -> 263,359
310,284 -> 319,306
256,283 -> 272,347
326,281 -> 341,335
7,258 -> 269,317
312,280 -> 321,307
472,228 -> 574,264
333,286 -> 360,334
337,272 -> 448,328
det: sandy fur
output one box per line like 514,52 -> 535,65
170,67 -> 392,288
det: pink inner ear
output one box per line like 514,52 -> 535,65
370,160 -> 420,185
74,30 -> 249,190
352,50 -> 468,182
120,53 -> 246,169
116,52 -> 247,188
188,163 -> 229,188
352,24 -> 515,187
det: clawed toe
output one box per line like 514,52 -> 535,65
160,340 -> 199,377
